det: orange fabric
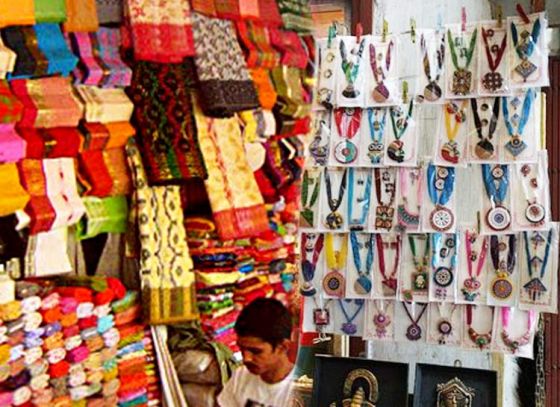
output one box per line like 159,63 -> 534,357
0,164 -> 30,216
63,0 -> 99,32
104,122 -> 135,149
0,2 -> 35,28
249,68 -> 277,110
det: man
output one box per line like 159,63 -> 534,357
218,298 -> 294,407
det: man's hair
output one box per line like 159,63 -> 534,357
234,298 -> 292,347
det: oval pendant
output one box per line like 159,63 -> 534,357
441,141 -> 460,164
475,138 -> 495,159
486,205 -> 511,231
341,322 -> 357,335
424,81 -> 442,102
325,211 -> 344,230
438,320 -> 453,336
406,324 -> 422,341
525,202 -> 545,224
387,140 -> 405,163
491,276 -> 513,299
430,206 -> 454,232
434,267 -> 454,287
322,271 -> 345,297
373,83 -> 390,103
334,140 -> 358,163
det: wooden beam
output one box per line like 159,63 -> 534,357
351,0 -> 373,35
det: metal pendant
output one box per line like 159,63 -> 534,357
373,312 -> 391,338
434,267 -> 454,287
372,83 -> 390,103
367,141 -> 384,164
406,324 -> 422,341
482,71 -> 504,92
523,277 -> 547,301
355,275 -> 372,295
387,139 -> 405,163
341,369 -> 379,407
525,202 -> 546,225
441,141 -> 460,164
430,206 -> 454,232
504,135 -> 527,157
474,138 -> 495,159
322,271 -> 345,297
486,205 -> 511,231
491,275 -> 513,299
334,140 -> 358,164
313,308 -> 330,326
452,68 -> 473,95
461,277 -> 481,302
424,81 -> 443,102
375,205 -> 394,231
515,58 -> 537,82
325,211 -> 344,230
436,377 -> 475,407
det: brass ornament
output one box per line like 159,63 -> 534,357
436,377 -> 475,407
338,368 -> 379,407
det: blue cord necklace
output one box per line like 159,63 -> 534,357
511,17 -> 542,82
523,230 -> 553,301
367,107 -> 387,164
348,168 -> 372,230
427,164 -> 455,232
338,299 -> 364,335
350,232 -> 374,295
482,164 -> 511,231
503,89 -> 535,157
431,233 -> 458,300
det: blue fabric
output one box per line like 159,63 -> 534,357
34,24 -> 78,76
97,314 -> 114,334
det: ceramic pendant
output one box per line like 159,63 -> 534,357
515,58 -> 537,82
524,277 -> 547,301
424,81 -> 442,102
367,141 -> 384,164
504,135 -> 527,157
373,83 -> 390,103
309,136 -> 329,165
342,84 -> 359,98
491,275 -> 513,299
438,320 -> 453,344
406,324 -> 422,341
462,277 -> 481,301
313,308 -> 330,326
334,140 -> 358,163
475,138 -> 495,159
441,141 -> 460,164
430,206 -> 454,232
342,322 -> 357,335
413,271 -> 428,291
387,140 -> 405,163
325,212 -> 344,230
373,312 -> 391,338
323,271 -> 345,297
482,71 -> 503,92
355,276 -> 372,295
486,205 -> 511,231
382,278 -> 397,293
525,202 -> 546,224
434,267 -> 454,287
452,68 -> 472,95
375,205 -> 394,230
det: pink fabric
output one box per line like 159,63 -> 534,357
0,124 -> 25,163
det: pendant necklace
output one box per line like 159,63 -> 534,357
503,89 -> 535,158
300,233 -> 324,296
338,299 -> 364,335
427,164 -> 455,232
466,304 -> 492,350
523,230 -> 552,301
324,167 -> 348,230
471,97 -> 500,160
300,169 -> 321,228
347,168 -> 372,231
402,302 -> 428,341
376,234 -> 401,294
419,32 -> 445,102
369,40 -> 394,103
519,164 -> 546,225
481,27 -> 507,92
312,298 -> 332,332
340,38 -> 366,98
461,231 -> 488,302
431,233 -> 457,300
334,108 -> 362,164
397,168 -> 422,231
373,168 -> 396,231
489,234 -> 517,300
441,100 -> 468,164
436,303 -> 457,344
447,28 -> 478,95
350,232 -> 375,295
309,115 -> 330,165
322,233 -> 348,297
501,307 -> 535,353
372,300 -> 391,338
367,108 -> 387,164
408,234 -> 430,293
511,17 -> 541,82
387,101 -> 414,164
482,164 -> 511,231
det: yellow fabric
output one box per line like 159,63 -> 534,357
0,164 -> 30,217
0,2 -> 35,28
63,0 -> 99,32
325,233 -> 348,271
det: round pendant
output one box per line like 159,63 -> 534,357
424,81 -> 442,102
430,206 -> 454,232
367,141 -> 384,164
434,267 -> 454,287
406,324 -> 422,341
525,202 -> 545,224
475,138 -> 495,159
463,276 -> 481,291
323,271 -> 345,297
482,71 -> 504,92
325,211 -> 343,229
491,276 -> 513,299
486,205 -> 511,231
373,83 -> 390,103
438,320 -> 453,336
334,140 -> 357,163
441,141 -> 460,164
387,140 -> 405,163
299,282 -> 317,297
374,313 -> 390,328
354,276 -> 372,295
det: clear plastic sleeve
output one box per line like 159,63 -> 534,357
319,167 -> 348,232
477,20 -> 512,96
364,35 -> 401,107
316,37 -> 340,109
445,24 -> 479,99
455,227 -> 491,305
466,96 -> 504,163
328,107 -> 363,166
395,167 -> 423,233
428,233 -> 459,303
302,296 -> 335,334
486,233 -> 520,307
335,35 -> 368,107
358,107 -> 390,167
398,233 -> 430,303
415,29 -> 446,105
299,168 -> 323,230
394,301 -> 429,343
433,100 -> 471,167
363,300 -> 396,341
421,164 -> 457,234
372,233 -> 401,300
461,304 -> 495,351
371,167 -> 399,233
321,232 -> 349,299
383,101 -> 419,166
333,299 -> 366,337
307,110 -> 332,167
479,164 -> 514,235
427,302 -> 463,346
492,306 -> 537,359
347,168 -> 373,232
345,231 -> 375,299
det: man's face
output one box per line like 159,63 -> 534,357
237,336 -> 285,376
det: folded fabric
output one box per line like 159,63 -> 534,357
0,2 -> 35,28
114,304 -> 140,326
0,124 -> 25,163
103,148 -> 132,196
25,228 -> 73,275
21,128 -> 81,159
126,0 -> 195,62
104,122 -> 134,149
236,21 -> 279,69
258,0 -> 283,27
78,150 -> 114,197
34,24 -> 78,76
76,196 -> 128,240
190,0 -> 216,16
79,122 -> 109,151
269,28 -> 308,69
0,80 -> 23,123
276,0 -> 313,33
63,0 -> 99,32
96,0 -> 123,24
66,32 -> 111,86
270,66 -> 311,119
111,291 -> 137,313
76,86 -> 134,123
238,0 -> 259,19
34,0 -> 67,23
11,77 -> 83,129
96,28 -> 132,87
0,38 -> 17,79
192,13 -> 259,117
2,27 -> 48,79
129,61 -> 207,185
213,0 -> 240,20
0,164 -> 29,216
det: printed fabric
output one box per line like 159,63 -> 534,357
236,21 -> 280,69
96,0 -> 123,24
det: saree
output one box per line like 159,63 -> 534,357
76,196 -> 128,240
0,164 -> 30,216
0,125 -> 25,163
0,2 -> 35,28
78,150 -> 114,197
96,28 -> 132,87
269,28 -> 308,69
63,0 -> 99,32
34,24 -> 78,77
0,81 -> 23,124
248,68 -> 277,110
75,86 -> 134,124
236,21 -> 280,69
103,148 -> 132,196
276,0 -> 313,33
1,27 -> 48,79
34,0 -> 67,23
193,99 -> 269,240
0,38 -> 17,79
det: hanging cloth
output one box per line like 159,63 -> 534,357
238,0 -> 260,20
213,0 -> 241,20
129,61 -> 207,185
34,24 -> 78,77
34,0 -> 67,23
190,0 -> 216,16
0,164 -> 29,216
95,0 -> 123,24
236,21 -> 280,69
0,2 -> 35,28
63,0 -> 99,32
1,27 -> 49,79
271,66 -> 311,119
0,81 -> 23,124
193,99 -> 269,240
269,28 -> 308,69
0,38 -> 17,79
258,0 -> 283,27
276,0 -> 313,33
248,68 -> 277,110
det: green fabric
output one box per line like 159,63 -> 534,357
54,276 -> 108,292
34,0 -> 67,23
76,196 -> 128,241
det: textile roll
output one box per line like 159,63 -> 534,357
0,2 -> 35,28
96,0 -> 123,24
192,13 -> 259,117
0,125 -> 25,164
76,86 -> 134,123
75,196 -> 128,240
0,81 -> 22,123
129,61 -> 207,185
34,24 -> 78,77
126,0 -> 195,63
0,38 -> 17,79
103,148 -> 132,196
63,0 -> 99,32
34,0 -> 67,23
1,27 -> 48,79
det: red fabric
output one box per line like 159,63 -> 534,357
130,23 -> 195,63
79,123 -> 109,151
40,128 -> 81,158
56,287 -> 93,302
269,29 -> 308,69
214,0 -> 241,20
94,288 -> 114,305
78,150 -> 113,197
62,325 -> 80,338
258,0 -> 283,27
106,278 -> 126,299
41,306 -> 61,324
78,316 -> 97,330
49,361 -> 70,378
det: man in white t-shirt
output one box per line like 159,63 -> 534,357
218,298 -> 294,407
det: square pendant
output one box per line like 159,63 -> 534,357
452,69 -> 472,95
313,308 -> 330,326
515,59 -> 537,81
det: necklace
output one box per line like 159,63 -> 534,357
367,108 -> 387,164
481,27 -> 507,92
300,169 -> 321,228
441,101 -> 468,164
402,302 -> 428,341
519,163 -> 546,225
387,101 -> 414,163
408,234 -> 430,292
309,115 -> 330,165
523,230 -> 553,301
482,164 -> 511,231
427,165 -> 455,232
312,298 -> 332,331
501,307 -> 535,353
300,233 -> 324,296
322,233 -> 348,297
461,231 -> 488,302
340,38 -> 366,98
466,304 -> 492,350
489,234 -> 517,300
447,28 -> 478,95
348,168 -> 372,231
350,232 -> 374,295
374,168 -> 396,231
324,168 -> 348,230
471,97 -> 500,160
371,300 -> 391,339
503,89 -> 535,157
376,234 -> 401,294
369,40 -> 394,103
511,17 -> 541,82
436,303 -> 458,344
338,299 -> 364,335
397,168 -> 422,231
333,108 -> 362,164
431,234 -> 457,300
420,32 -> 445,102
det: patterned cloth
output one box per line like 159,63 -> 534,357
35,24 -> 79,77
96,28 -> 132,87
103,148 -> 132,196
214,0 -> 240,20
236,21 -> 280,69
96,0 -> 123,24
192,13 -> 259,117
125,0 -> 195,62
189,0 -> 216,16
238,0 -> 260,19
1,27 -> 49,79
0,80 -> 23,123
269,28 -> 308,69
0,2 -> 35,28
129,61 -> 207,185
79,150 -> 114,197
75,86 -> 134,123
248,68 -> 277,110
34,0 -> 67,23
193,99 -> 269,240
64,0 -> 99,32
276,0 -> 313,33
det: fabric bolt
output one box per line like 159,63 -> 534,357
0,164 -> 29,216
129,61 -> 207,185
269,28 -> 308,69
32,387 -> 53,405
103,148 -> 132,196
63,0 -> 99,32
114,305 -> 140,326
0,80 -> 23,123
192,13 -> 259,117
96,28 -> 132,87
85,335 -> 104,352
126,0 -> 195,63
23,312 -> 42,331
111,291 -> 136,313
2,27 -> 48,79
34,0 -> 67,23
78,150 -> 114,197
34,24 -> 77,77
76,86 -> 134,123
104,122 -> 134,149
30,373 -> 50,391
239,0 -> 260,19
75,196 -> 128,240
21,296 -> 41,313
0,2 -> 35,28
56,286 -> 93,301
60,313 -> 78,328
0,38 -> 17,79
96,0 -> 123,24
0,124 -> 25,163
24,228 -> 73,276
93,289 -> 114,306
59,297 -> 78,314
193,100 -> 269,240
76,302 -> 94,318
